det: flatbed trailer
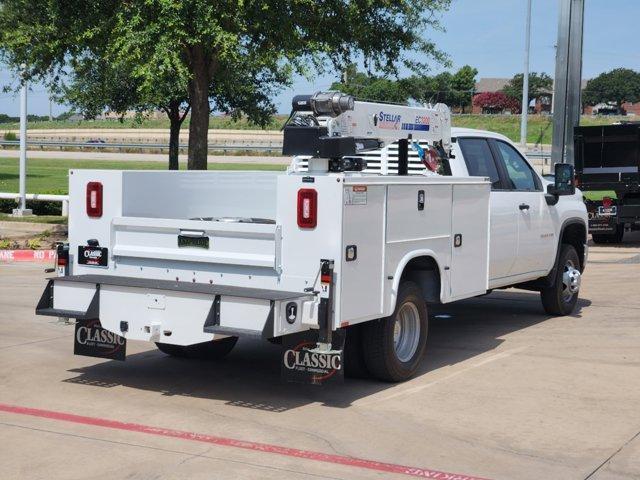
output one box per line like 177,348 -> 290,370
575,123 -> 640,243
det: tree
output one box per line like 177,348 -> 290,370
400,65 -> 476,111
473,92 -> 520,114
583,68 -> 640,112
502,72 -> 553,111
330,67 -> 411,104
451,65 -> 478,112
1,0 -> 451,170
60,56 -> 190,170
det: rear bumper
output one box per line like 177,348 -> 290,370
36,275 -> 316,344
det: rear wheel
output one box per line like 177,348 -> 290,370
592,226 -> 624,244
540,245 -> 581,316
156,337 -> 238,360
362,281 -> 428,382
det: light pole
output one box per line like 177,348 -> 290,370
551,0 -> 584,165
520,0 -> 532,148
13,64 -> 32,216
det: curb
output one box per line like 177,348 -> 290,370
0,250 -> 56,263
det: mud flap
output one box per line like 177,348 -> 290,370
74,319 -> 126,361
281,329 -> 345,385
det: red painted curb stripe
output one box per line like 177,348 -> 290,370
0,403 -> 489,480
0,250 -> 55,262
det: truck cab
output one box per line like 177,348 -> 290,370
449,128 -> 588,292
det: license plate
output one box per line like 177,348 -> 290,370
597,205 -> 617,217
178,235 -> 210,249
74,319 -> 126,361
78,246 -> 108,266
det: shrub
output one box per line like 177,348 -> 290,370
3,131 -> 17,141
473,92 -> 521,114
0,199 -> 62,215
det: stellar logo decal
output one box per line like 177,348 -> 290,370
377,111 -> 402,130
377,111 -> 430,132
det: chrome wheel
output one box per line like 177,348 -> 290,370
562,259 -> 581,303
393,302 -> 421,363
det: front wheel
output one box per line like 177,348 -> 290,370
540,245 -> 581,316
156,337 -> 238,360
362,281 -> 428,382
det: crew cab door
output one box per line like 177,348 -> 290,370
457,137 -> 517,280
489,139 -> 553,276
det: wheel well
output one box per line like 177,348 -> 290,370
400,256 -> 441,303
561,222 -> 587,271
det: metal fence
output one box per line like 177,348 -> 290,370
0,192 -> 69,216
0,140 -> 281,153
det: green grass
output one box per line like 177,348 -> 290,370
451,115 -> 627,145
582,190 -> 617,201
0,114 -> 288,131
0,158 -> 286,195
1,114 -> 627,146
0,213 -> 67,224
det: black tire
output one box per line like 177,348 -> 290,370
540,245 -> 581,316
592,226 -> 624,244
156,337 -> 238,360
344,324 -> 369,378
362,281 -> 428,382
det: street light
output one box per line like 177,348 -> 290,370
520,0 -> 532,148
12,63 -> 32,216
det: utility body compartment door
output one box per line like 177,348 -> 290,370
449,183 -> 490,300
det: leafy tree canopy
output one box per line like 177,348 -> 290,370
502,72 -> 553,106
583,68 -> 640,108
0,0 -> 452,169
330,64 -> 477,111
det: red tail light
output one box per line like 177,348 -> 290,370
602,196 -> 614,208
86,182 -> 103,218
297,189 -> 317,228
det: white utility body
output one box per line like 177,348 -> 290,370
37,92 -> 588,383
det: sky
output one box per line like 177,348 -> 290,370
1,0 -> 639,117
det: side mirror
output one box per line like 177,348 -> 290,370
551,163 -> 576,196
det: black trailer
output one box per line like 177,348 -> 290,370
574,124 -> 640,243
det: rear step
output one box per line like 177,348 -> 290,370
36,274 -> 310,339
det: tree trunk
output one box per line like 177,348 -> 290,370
168,101 -> 182,170
187,46 -> 211,170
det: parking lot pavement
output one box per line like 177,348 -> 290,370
1,235 -> 639,480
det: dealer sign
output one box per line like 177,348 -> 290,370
74,319 -> 126,361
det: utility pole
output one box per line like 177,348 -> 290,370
49,96 -> 53,121
520,0 -> 532,148
13,64 -> 32,216
551,0 -> 585,165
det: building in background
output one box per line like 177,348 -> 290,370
470,78 -> 640,115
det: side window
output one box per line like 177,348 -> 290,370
494,141 -> 540,191
458,138 -> 501,190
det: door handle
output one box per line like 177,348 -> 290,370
519,203 -> 530,211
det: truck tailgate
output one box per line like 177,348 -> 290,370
111,217 -> 282,271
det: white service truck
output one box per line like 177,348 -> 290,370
37,92 -> 588,383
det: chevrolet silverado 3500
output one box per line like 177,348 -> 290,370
36,92 -> 588,383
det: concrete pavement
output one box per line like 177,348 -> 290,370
0,234 -> 639,479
